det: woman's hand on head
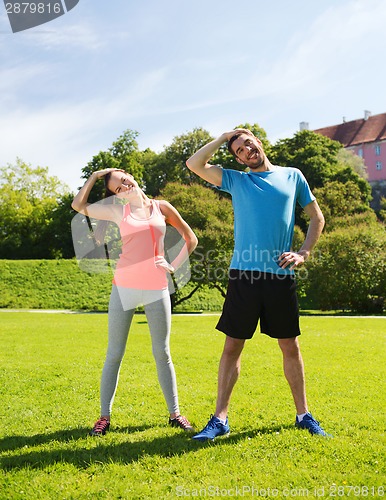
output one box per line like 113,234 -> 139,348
93,168 -> 126,180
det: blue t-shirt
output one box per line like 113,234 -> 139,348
220,166 -> 315,275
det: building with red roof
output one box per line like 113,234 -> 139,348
313,111 -> 386,183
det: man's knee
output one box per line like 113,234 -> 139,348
223,336 -> 245,357
278,337 -> 300,357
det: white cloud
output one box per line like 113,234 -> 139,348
19,22 -> 107,51
2,18 -> 127,52
242,0 -> 386,101
0,63 -> 51,96
1,0 -> 385,191
0,65 -> 172,190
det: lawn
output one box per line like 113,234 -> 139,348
0,313 -> 385,499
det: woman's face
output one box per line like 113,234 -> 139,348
107,171 -> 140,199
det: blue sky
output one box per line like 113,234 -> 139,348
1,0 -> 385,192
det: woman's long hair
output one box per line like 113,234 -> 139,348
92,172 -> 116,246
92,172 -> 152,246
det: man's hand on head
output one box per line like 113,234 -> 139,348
223,129 -> 254,142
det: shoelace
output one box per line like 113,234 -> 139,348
94,418 -> 109,432
304,416 -> 323,432
173,415 -> 191,428
206,415 -> 219,429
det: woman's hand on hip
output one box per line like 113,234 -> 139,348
155,256 -> 175,274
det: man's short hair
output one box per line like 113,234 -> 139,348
227,133 -> 243,157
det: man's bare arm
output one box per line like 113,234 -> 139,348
279,200 -> 325,270
298,200 -> 325,258
186,130 -> 246,186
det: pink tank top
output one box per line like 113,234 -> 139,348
112,200 -> 168,290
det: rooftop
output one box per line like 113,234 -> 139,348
313,112 -> 386,147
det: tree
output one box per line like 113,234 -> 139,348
144,128 -> 215,197
81,129 -> 144,202
329,166 -> 371,205
378,197 -> 386,223
336,148 -> 367,179
304,221 -> 386,313
270,130 -> 375,233
0,159 -> 70,258
140,148 -> 163,197
271,130 -> 342,190
48,192 -> 77,258
143,123 -> 272,197
305,180 -> 373,231
158,183 -> 234,305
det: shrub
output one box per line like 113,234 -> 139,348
303,222 -> 386,313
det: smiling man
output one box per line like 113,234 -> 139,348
186,128 -> 329,440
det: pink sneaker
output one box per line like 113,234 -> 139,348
169,415 -> 194,432
90,417 -> 110,436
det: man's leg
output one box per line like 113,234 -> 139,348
277,337 -> 308,414
215,336 -> 246,420
192,335 -> 245,441
278,336 -> 330,436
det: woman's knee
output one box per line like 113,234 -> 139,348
152,343 -> 171,363
105,348 -> 125,366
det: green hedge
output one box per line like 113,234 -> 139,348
0,260 -> 112,311
0,259 -> 225,312
303,221 -> 386,313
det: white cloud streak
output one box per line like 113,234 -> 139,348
1,0 -> 385,190
242,0 -> 386,100
0,65 -> 170,190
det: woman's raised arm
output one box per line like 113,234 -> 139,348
71,169 -> 122,222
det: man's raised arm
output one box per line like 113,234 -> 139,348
186,131 -> 238,186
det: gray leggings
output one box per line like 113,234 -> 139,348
100,285 -> 179,416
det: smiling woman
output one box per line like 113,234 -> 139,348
106,172 -> 138,195
71,167 -> 198,436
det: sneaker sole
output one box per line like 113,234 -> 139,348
193,431 -> 230,442
169,424 -> 195,432
89,428 -> 110,436
295,424 -> 329,437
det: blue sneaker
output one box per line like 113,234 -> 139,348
192,415 -> 230,441
295,413 -> 331,436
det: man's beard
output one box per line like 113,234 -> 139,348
248,153 -> 265,170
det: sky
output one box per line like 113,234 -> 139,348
1,0 -> 386,192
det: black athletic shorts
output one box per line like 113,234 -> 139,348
216,269 -> 301,340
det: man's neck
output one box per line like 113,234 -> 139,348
249,158 -> 274,172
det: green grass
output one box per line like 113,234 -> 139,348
0,313 -> 385,499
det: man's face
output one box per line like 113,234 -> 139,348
231,134 -> 265,169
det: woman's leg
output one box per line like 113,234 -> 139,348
143,290 -> 179,416
100,286 -> 136,417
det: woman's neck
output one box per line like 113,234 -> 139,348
129,193 -> 152,219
